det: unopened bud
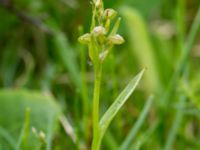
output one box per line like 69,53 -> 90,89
39,131 -> 46,140
104,9 -> 117,20
108,34 -> 124,45
96,0 -> 102,8
93,26 -> 106,37
78,33 -> 91,44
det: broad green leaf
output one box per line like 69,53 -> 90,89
99,69 -> 145,140
0,89 -> 61,150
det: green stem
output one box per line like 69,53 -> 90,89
92,64 -> 102,150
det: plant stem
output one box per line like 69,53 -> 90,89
92,64 -> 102,150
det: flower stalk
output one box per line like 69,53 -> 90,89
92,64 -> 102,150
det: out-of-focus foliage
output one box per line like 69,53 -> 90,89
0,0 -> 200,149
0,89 -> 61,149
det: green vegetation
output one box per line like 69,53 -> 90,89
0,0 -> 200,149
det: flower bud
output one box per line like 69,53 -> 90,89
39,131 -> 46,140
96,0 -> 103,8
104,9 -> 117,20
92,26 -> 106,37
108,34 -> 124,45
78,33 -> 91,44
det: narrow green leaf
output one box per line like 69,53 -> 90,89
99,69 -> 145,140
16,108 -> 31,150
163,95 -> 186,150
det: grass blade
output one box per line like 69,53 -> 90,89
0,127 -> 16,149
59,115 -> 77,143
16,108 -> 31,150
130,120 -> 159,150
46,19 -> 81,89
160,4 -> 200,107
119,95 -> 154,150
99,69 -> 145,140
163,95 -> 186,150
52,31 -> 81,89
164,66 -> 188,150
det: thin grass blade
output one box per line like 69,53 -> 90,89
130,120 -> 159,150
119,95 -> 154,150
16,108 -> 31,150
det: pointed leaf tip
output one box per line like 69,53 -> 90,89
99,69 -> 145,140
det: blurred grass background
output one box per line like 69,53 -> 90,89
0,0 -> 200,149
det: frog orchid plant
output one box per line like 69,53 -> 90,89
78,0 -> 145,149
